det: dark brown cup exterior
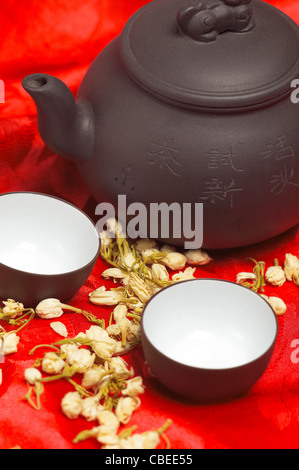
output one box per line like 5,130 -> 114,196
0,253 -> 99,308
141,329 -> 277,403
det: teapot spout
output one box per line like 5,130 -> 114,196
22,73 -> 94,164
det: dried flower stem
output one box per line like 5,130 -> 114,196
125,313 -> 141,322
56,303 -> 105,327
118,425 -> 138,440
67,378 -> 94,398
245,258 -> 266,293
22,382 -> 44,410
29,343 -> 61,355
38,363 -> 78,383
0,309 -> 35,338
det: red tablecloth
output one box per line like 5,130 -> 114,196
0,0 -> 299,450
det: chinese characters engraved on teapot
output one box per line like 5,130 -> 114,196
261,135 -> 299,195
147,137 -> 184,178
199,144 -> 244,209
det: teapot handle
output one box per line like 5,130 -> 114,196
177,0 -> 255,43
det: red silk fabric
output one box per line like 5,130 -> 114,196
0,0 -> 299,449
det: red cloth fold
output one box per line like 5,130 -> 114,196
0,0 -> 299,449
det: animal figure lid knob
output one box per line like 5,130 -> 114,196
119,0 -> 299,110
176,0 -> 255,43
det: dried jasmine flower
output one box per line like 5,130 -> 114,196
102,268 -> 127,281
105,323 -> 122,337
284,253 -> 299,282
172,267 -> 196,282
160,244 -> 176,253
121,251 -> 139,270
60,342 -> 79,360
89,289 -> 124,306
111,434 -> 144,449
24,367 -> 42,385
261,295 -> 287,316
140,248 -> 161,264
115,396 -> 141,424
113,305 -> 128,323
105,218 -> 125,239
265,260 -> 286,287
236,272 -> 257,284
184,249 -> 212,266
41,352 -> 65,375
97,409 -> 120,433
61,391 -> 83,419
123,376 -> 145,397
85,325 -> 112,343
101,419 -> 172,450
50,321 -> 68,337
99,230 -> 113,248
128,273 -> 152,303
140,419 -> 172,449
81,367 -> 110,390
162,252 -> 187,271
126,322 -> 141,342
113,339 -> 141,356
80,396 -> 103,422
2,299 -> 24,318
96,429 -> 120,446
35,298 -> 64,319
2,332 -> 20,355
68,348 -> 96,373
79,326 -> 118,360
0,302 -> 35,334
91,339 -> 117,362
108,357 -> 134,381
134,238 -> 157,252
106,304 -> 141,348
151,263 -> 169,283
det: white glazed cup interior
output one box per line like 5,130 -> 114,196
142,279 -> 278,370
0,192 -> 99,275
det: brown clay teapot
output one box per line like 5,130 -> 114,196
22,0 -> 299,249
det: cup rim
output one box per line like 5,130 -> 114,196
0,191 -> 100,276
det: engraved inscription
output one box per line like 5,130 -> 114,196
206,146 -> 244,172
261,135 -> 299,195
261,135 -> 295,161
199,178 -> 242,209
147,137 -> 183,177
200,144 -> 244,208
270,166 -> 299,195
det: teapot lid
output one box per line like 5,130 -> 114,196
119,0 -> 299,109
